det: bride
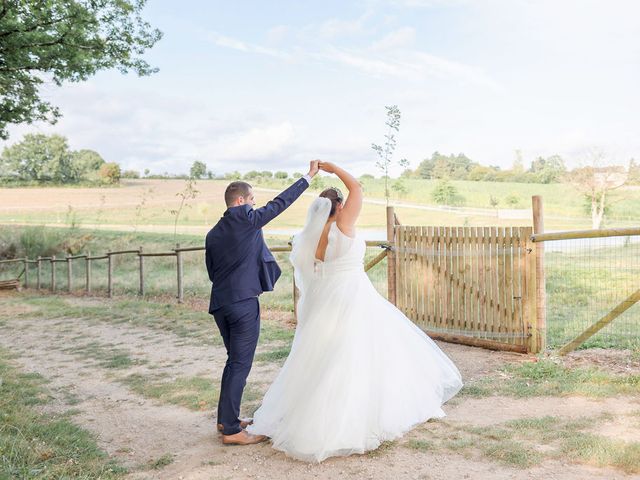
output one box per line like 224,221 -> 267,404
248,162 -> 463,462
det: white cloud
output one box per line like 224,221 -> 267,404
371,26 -> 416,50
216,122 -> 296,161
205,32 -> 292,60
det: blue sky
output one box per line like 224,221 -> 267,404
3,0 -> 640,176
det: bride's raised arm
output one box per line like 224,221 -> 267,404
318,162 -> 362,237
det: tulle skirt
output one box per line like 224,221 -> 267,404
248,270 -> 463,462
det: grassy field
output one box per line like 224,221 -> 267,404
1,178 -> 639,233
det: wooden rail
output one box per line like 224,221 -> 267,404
532,227 -> 640,242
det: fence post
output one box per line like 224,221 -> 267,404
524,232 -> 538,353
532,196 -> 546,352
176,243 -> 183,303
107,250 -> 113,298
86,252 -> 91,293
23,258 -> 28,288
36,256 -> 41,290
386,206 -> 397,306
139,246 -> 144,296
51,256 -> 56,292
67,255 -> 72,292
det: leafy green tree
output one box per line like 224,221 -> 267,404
98,162 -> 121,184
0,0 -> 162,139
505,194 -> 521,207
72,149 -> 105,178
0,133 -> 78,182
359,173 -> 375,180
260,170 -> 273,178
122,169 -> 140,179
431,180 -> 461,205
190,161 -> 207,179
243,170 -> 261,181
417,152 -> 476,180
391,179 -> 407,196
275,171 -> 288,179
529,155 -> 566,183
224,171 -> 241,180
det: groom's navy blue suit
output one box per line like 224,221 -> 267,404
205,178 -> 309,435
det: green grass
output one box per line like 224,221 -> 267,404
410,414 -> 640,472
148,453 -> 174,470
0,348 -> 126,479
120,374 -> 218,411
63,341 -> 140,370
254,345 -> 291,363
461,359 -> 640,398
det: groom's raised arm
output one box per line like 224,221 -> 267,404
246,175 -> 311,229
244,160 -> 319,229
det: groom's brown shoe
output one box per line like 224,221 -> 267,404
222,430 -> 268,445
217,418 -> 253,433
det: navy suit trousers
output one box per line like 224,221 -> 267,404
213,297 -> 260,435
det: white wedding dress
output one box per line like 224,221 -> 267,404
248,198 -> 463,462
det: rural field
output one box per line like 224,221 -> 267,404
2,178 -> 640,236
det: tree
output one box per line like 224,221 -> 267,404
391,179 -> 407,196
565,149 -> 627,229
190,161 -> 207,179
417,152 -> 476,180
627,159 -> 640,185
170,179 -> 199,241
243,170 -> 260,181
275,171 -> 288,179
505,194 -> 521,207
431,180 -> 462,205
371,105 -> 409,206
72,149 -> 105,178
529,155 -> 566,183
0,1 -> 162,139
98,162 -> 121,184
122,169 -> 140,179
0,133 -> 78,182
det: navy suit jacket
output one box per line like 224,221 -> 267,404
205,178 -> 309,313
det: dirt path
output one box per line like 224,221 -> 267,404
1,300 -> 637,479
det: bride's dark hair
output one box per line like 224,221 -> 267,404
319,187 -> 344,216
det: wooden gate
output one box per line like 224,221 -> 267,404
394,226 -> 539,353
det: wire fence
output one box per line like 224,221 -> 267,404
543,234 -> 640,350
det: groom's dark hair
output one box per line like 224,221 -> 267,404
225,181 -> 252,207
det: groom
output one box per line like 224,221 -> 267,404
205,160 -> 319,445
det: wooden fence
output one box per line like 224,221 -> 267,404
393,226 -> 539,353
2,202 -> 549,354
0,241 -> 390,304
